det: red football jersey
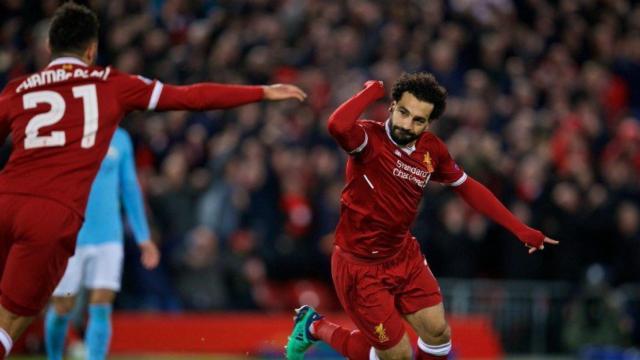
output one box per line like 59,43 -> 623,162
0,57 -> 162,217
335,119 -> 466,259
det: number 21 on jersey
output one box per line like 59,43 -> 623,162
22,84 -> 98,149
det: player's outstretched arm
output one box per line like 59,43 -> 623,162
154,83 -> 306,111
327,80 -> 385,153
452,176 -> 559,254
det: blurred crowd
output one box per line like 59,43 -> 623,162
1,0 -> 640,327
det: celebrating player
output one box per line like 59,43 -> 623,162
45,127 -> 158,360
0,3 -> 306,357
286,74 -> 557,360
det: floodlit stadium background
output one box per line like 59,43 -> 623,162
2,0 -> 640,359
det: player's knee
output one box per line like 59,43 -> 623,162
428,322 -> 450,342
89,289 -> 116,304
51,297 -> 75,315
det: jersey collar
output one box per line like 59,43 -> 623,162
385,119 -> 416,155
47,57 -> 88,68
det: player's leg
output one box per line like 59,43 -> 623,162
46,249 -> 85,360
404,304 -> 451,359
0,243 -> 74,354
286,304 -> 372,360
84,243 -> 122,360
0,196 -> 81,358
85,289 -> 116,360
286,247 -> 376,359
45,296 -> 78,360
286,248 -> 411,359
307,311 -> 413,360
0,306 -> 32,358
395,241 -> 451,359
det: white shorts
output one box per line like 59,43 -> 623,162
53,243 -> 124,296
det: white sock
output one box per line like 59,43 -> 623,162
418,337 -> 451,356
0,327 -> 13,356
369,346 -> 380,360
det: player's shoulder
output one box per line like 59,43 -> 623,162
108,68 -> 153,85
417,131 -> 448,153
1,76 -> 26,96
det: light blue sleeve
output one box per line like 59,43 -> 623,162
118,129 -> 151,244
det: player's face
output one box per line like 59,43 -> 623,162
389,92 -> 434,146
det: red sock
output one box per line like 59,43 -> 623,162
311,319 -> 371,359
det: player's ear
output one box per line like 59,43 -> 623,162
45,38 -> 52,57
389,101 -> 396,113
85,40 -> 98,64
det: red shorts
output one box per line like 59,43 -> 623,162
331,237 -> 442,350
0,194 -> 82,316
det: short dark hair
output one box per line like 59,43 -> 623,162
49,2 -> 99,55
391,72 -> 448,121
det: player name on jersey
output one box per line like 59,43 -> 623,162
16,67 -> 111,93
392,159 -> 431,188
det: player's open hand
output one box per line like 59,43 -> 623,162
526,237 -> 559,255
139,240 -> 161,270
263,84 -> 307,102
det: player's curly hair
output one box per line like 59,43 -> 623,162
391,72 -> 447,121
49,2 -> 99,55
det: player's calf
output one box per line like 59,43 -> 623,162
404,304 -> 452,359
413,323 -> 450,359
45,295 -> 76,360
0,305 -> 35,358
414,323 -> 451,359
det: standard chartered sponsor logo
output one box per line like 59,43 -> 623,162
395,160 -> 429,177
393,160 -> 429,187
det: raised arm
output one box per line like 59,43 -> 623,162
453,176 -> 558,253
328,80 -> 385,153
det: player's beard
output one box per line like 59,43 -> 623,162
390,125 -> 419,146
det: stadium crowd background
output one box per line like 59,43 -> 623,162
1,0 -> 640,353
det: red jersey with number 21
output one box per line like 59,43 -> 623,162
335,119 -> 466,259
0,57 -> 161,217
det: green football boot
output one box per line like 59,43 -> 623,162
285,305 -> 322,359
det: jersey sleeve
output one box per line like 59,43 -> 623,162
118,130 -> 151,244
327,81 -> 385,154
431,136 -> 467,186
111,69 -> 163,112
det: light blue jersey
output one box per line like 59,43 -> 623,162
77,128 -> 150,246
